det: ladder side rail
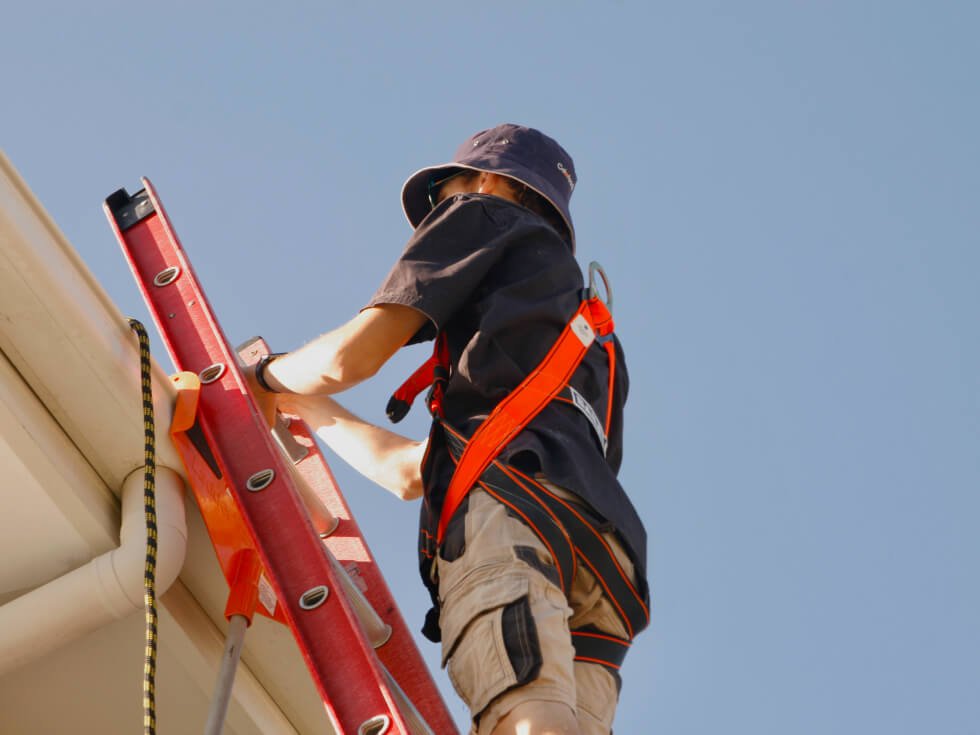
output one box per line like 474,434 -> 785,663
105,181 -> 420,735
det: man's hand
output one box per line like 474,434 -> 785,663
278,393 -> 425,501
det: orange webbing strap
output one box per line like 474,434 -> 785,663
436,296 -> 614,543
602,340 -> 616,435
386,333 -> 450,423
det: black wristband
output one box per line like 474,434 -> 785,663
255,353 -> 287,393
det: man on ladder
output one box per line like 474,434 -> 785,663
247,124 -> 650,735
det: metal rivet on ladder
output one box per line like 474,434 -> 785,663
246,469 -> 275,492
198,363 -> 226,384
152,265 -> 181,287
298,585 -> 329,610
357,715 -> 391,735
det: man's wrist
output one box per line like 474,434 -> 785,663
255,353 -> 287,393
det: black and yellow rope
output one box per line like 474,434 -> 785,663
129,319 -> 158,735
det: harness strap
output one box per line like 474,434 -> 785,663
601,339 -> 616,435
555,386 -> 608,456
441,422 -> 649,639
571,628 -> 631,674
386,333 -> 450,423
437,296 -> 613,543
442,425 -> 576,595
498,463 -> 650,639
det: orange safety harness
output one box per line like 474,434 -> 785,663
388,264 -> 649,674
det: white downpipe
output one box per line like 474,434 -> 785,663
0,466 -> 187,676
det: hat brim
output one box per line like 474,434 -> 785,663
400,163 -> 483,230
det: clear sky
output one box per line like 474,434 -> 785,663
4,3 -> 978,733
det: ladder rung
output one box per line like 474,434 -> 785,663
381,664 -> 436,735
283,456 -> 339,538
328,553 -> 392,649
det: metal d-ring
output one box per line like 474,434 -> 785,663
588,261 -> 613,312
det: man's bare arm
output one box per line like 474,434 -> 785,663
253,304 -> 429,395
278,393 -> 425,501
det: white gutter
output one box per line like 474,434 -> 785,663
0,466 -> 187,676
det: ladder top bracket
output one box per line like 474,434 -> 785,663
105,187 -> 155,231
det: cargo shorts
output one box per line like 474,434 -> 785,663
434,482 -> 637,735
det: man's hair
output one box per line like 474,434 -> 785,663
506,178 -> 572,244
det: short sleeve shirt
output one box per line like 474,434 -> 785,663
367,194 -> 647,579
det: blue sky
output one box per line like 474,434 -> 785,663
4,3 -> 978,733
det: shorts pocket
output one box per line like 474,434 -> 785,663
441,572 -> 541,718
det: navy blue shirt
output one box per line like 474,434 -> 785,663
368,194 -> 647,581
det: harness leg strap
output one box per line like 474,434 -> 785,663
571,627 -> 630,677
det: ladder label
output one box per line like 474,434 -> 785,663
258,573 -> 278,616
345,563 -> 369,593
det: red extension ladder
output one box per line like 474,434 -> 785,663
105,179 -> 458,735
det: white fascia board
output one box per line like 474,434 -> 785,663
0,150 -> 183,490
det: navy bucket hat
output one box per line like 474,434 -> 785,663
401,123 -> 578,250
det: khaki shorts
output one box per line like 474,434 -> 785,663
435,483 -> 637,735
